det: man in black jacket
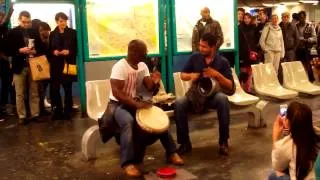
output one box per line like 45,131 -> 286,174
6,11 -> 42,124
0,3 -> 14,117
279,12 -> 299,62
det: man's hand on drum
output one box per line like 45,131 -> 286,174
151,71 -> 161,84
135,101 -> 152,109
203,67 -> 219,79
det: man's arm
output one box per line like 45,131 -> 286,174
111,79 -> 149,109
203,68 -> 233,91
214,21 -> 224,49
180,72 -> 200,82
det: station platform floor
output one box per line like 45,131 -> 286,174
0,103 -> 319,180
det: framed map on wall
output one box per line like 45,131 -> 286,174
86,0 -> 160,58
173,0 -> 235,53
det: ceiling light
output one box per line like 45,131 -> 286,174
280,2 -> 300,5
262,3 -> 281,7
299,0 -> 318,3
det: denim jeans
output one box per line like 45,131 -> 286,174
114,104 -> 177,167
174,92 -> 230,145
268,171 -> 290,180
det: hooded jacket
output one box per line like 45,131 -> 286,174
259,23 -> 285,58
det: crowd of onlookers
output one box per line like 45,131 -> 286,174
237,8 -> 319,93
0,4 -> 77,124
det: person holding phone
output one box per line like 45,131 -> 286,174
269,101 -> 320,180
6,11 -> 42,125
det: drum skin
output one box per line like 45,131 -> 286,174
136,106 -> 170,134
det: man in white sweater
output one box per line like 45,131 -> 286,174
259,14 -> 285,73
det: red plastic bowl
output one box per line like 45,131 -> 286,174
156,167 -> 176,178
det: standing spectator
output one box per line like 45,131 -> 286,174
269,102 -> 320,180
6,11 -> 42,124
49,12 -> 77,120
296,11 -> 317,81
0,4 -> 14,116
237,8 -> 245,25
291,13 -> 299,25
192,7 -> 224,51
257,8 -> 269,63
38,22 -> 51,116
259,14 -> 285,73
239,13 -> 258,93
279,12 -> 299,62
251,16 -> 258,27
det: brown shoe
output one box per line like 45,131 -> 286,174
123,164 -> 142,177
168,153 -> 184,166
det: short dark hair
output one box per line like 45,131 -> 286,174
55,12 -> 68,21
19,11 -> 31,19
292,13 -> 299,21
200,33 -> 217,47
32,19 -> 41,29
298,11 -> 306,17
237,8 -> 245,13
258,8 -> 266,15
39,22 -> 51,31
244,13 -> 252,18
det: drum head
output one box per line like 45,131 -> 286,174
198,77 -> 216,96
136,106 -> 169,134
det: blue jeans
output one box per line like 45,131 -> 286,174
268,171 -> 290,180
114,105 -> 177,167
174,92 -> 230,145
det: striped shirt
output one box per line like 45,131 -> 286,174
109,58 -> 150,101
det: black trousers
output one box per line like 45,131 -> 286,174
38,80 -> 49,112
50,79 -> 73,114
0,60 -> 15,107
296,48 -> 314,82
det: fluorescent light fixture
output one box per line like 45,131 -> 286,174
262,3 -> 281,7
299,0 -> 318,3
280,2 -> 300,5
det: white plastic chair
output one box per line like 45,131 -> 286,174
86,79 -> 110,121
251,63 -> 298,100
282,61 -> 320,95
228,69 -> 259,106
173,72 -> 191,99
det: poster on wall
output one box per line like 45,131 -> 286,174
86,0 -> 160,58
174,0 -> 235,52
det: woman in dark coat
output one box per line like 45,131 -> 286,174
239,13 -> 259,93
49,12 -> 77,120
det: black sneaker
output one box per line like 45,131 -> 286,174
51,112 -> 64,121
219,143 -> 229,156
18,118 -> 27,125
177,142 -> 192,155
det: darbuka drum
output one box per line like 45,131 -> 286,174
197,77 -> 219,97
136,106 -> 169,134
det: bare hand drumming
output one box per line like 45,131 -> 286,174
135,101 -> 152,109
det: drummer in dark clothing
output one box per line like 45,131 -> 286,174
98,40 -> 183,177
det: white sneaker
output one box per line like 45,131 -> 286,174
44,97 -> 51,108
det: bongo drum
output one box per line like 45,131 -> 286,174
197,77 -> 219,97
136,106 -> 169,134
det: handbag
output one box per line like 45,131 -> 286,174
29,55 -> 50,81
63,62 -> 77,76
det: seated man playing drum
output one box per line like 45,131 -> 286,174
174,32 -> 236,156
102,40 -> 183,177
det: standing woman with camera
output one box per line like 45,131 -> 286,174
269,102 -> 320,180
49,12 -> 77,120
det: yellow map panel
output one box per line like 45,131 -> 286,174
86,0 -> 160,58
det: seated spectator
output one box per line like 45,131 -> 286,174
269,102 -> 320,180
